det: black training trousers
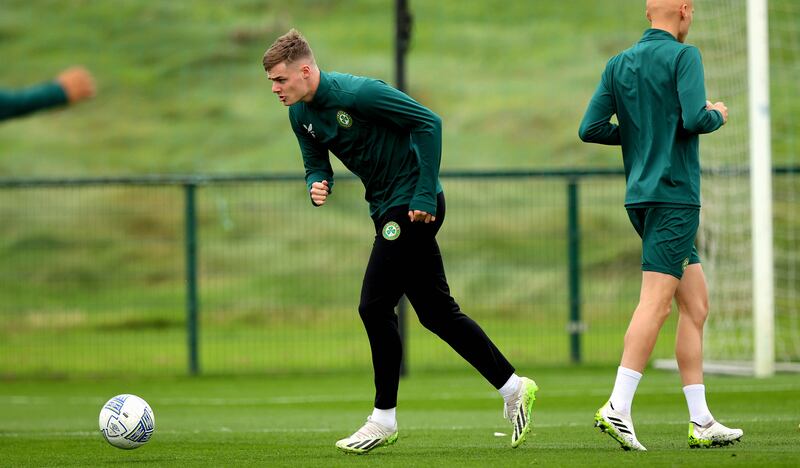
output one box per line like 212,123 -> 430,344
359,192 -> 515,409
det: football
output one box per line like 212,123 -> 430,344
98,394 -> 155,449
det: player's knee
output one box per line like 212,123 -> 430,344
637,299 -> 673,321
357,302 -> 369,321
696,300 -> 709,323
678,297 -> 709,325
358,300 -> 391,322
413,298 -> 460,333
416,311 -> 445,333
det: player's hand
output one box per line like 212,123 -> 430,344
706,100 -> 728,124
408,210 -> 435,224
56,67 -> 96,103
310,180 -> 329,206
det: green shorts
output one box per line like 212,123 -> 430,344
626,206 -> 701,280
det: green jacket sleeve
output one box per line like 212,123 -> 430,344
0,82 -> 68,121
578,63 -> 621,145
289,109 -> 334,206
676,47 -> 724,134
355,80 -> 442,216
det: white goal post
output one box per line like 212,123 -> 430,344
747,0 -> 775,378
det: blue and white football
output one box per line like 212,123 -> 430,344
99,394 -> 155,449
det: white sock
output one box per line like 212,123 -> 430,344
609,366 -> 642,416
683,384 -> 713,426
371,407 -> 396,428
498,373 -> 522,403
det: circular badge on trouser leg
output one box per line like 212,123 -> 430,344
382,221 -> 401,241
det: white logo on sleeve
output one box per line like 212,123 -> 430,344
303,123 -> 316,138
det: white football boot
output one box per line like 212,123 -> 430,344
504,377 -> 539,448
335,416 -> 398,454
594,401 -> 647,451
688,420 -> 743,448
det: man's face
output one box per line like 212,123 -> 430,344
267,61 -> 309,106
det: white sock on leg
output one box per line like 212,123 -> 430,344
371,407 -> 397,428
683,384 -> 713,426
498,373 -> 522,404
609,366 -> 642,416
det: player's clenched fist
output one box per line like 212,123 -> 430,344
310,180 -> 329,206
706,100 -> 728,124
56,67 -> 96,103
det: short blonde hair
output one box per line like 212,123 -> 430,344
263,29 -> 315,72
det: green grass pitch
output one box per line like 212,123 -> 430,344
2,367 -> 798,467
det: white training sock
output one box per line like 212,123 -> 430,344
609,366 -> 642,416
683,384 -> 713,426
498,373 -> 522,403
371,407 -> 397,428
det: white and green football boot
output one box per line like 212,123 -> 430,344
594,401 -> 647,451
335,416 -> 398,454
688,420 -> 743,448
504,377 -> 538,448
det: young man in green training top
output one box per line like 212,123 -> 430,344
263,29 -> 537,454
579,0 -> 742,451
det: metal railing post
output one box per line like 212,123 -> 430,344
184,183 -> 200,375
395,0 -> 412,93
567,179 -> 582,363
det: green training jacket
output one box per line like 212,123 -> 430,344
289,71 -> 443,218
0,82 -> 67,121
578,28 -> 724,207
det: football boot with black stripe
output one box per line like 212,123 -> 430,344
688,420 -> 743,448
504,377 -> 539,448
335,416 -> 398,454
594,401 -> 647,451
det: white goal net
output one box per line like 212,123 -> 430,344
686,0 -> 799,373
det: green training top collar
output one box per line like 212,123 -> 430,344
308,70 -> 331,108
639,28 -> 678,43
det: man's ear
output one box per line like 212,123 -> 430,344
300,64 -> 311,78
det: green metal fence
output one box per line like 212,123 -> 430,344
0,169 -> 794,377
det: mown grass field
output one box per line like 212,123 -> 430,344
2,368 -> 799,467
